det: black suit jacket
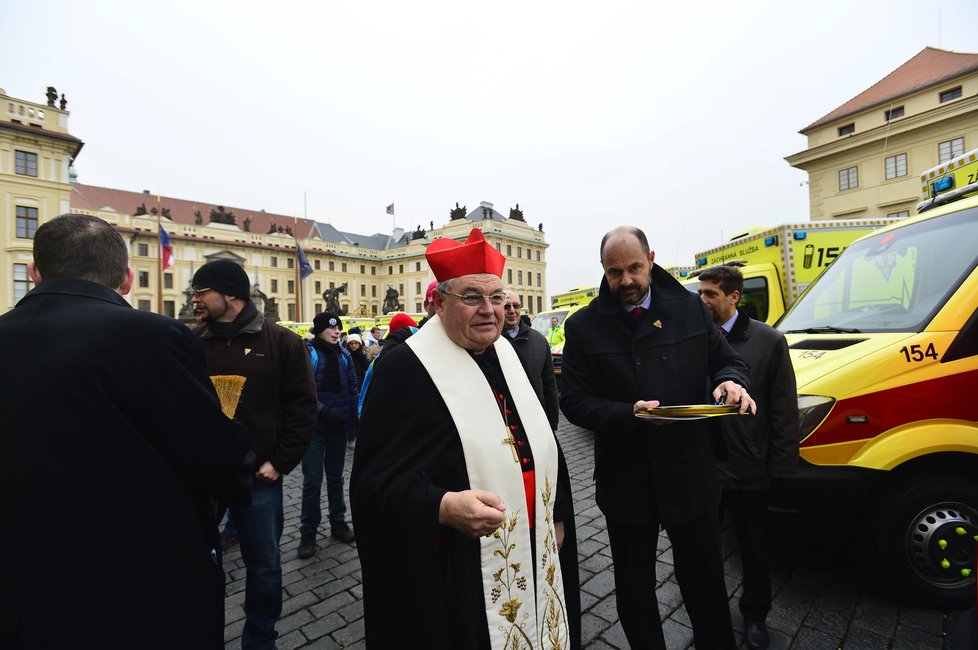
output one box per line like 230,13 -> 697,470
559,265 -> 750,528
0,279 -> 253,649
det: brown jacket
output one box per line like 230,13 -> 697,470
194,310 -> 317,474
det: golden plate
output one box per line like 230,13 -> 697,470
635,404 -> 742,421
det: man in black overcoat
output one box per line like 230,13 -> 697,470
698,265 -> 799,650
560,226 -> 755,650
0,214 -> 254,649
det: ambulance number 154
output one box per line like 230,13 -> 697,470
899,343 -> 938,363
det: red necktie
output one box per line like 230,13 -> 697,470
630,306 -> 645,316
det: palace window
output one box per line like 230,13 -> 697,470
885,153 -> 907,180
15,150 -> 37,176
839,166 -> 858,191
16,206 -> 38,239
138,271 -> 149,288
884,106 -> 904,121
838,123 -> 855,137
939,86 -> 962,103
939,137 -> 965,163
13,263 -> 34,302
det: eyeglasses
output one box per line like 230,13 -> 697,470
190,287 -> 212,297
442,291 -> 508,307
503,303 -> 522,311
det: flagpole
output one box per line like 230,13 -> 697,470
157,188 -> 163,315
294,213 -> 301,323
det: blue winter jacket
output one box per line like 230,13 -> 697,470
307,339 -> 360,431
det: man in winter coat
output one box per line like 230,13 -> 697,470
501,289 -> 559,430
560,226 -> 755,650
191,259 -> 317,650
1,214 -> 253,649
298,312 -> 360,557
698,265 -> 799,650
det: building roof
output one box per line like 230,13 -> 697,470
0,120 -> 84,157
70,183 -> 414,249
465,203 -> 507,222
309,222 -> 411,251
803,47 -> 978,133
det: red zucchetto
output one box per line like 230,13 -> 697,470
425,228 -> 506,281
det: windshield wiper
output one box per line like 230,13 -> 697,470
785,326 -> 862,334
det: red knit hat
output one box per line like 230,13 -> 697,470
425,228 -> 506,281
387,312 -> 418,335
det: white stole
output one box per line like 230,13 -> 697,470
406,315 -> 570,650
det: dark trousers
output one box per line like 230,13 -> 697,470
299,426 -> 349,539
229,479 -> 284,650
721,489 -> 772,622
606,514 -> 736,650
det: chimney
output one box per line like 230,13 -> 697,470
392,227 -> 405,241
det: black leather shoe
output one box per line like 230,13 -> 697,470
744,619 -> 769,650
297,537 -> 317,559
331,523 -> 355,544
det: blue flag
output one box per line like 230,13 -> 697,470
297,245 -> 313,280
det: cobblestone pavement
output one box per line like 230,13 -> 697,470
222,416 -> 952,649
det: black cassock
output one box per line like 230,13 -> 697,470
351,342 -> 581,649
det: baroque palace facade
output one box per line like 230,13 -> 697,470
1,87 -> 549,319
787,47 -> 978,221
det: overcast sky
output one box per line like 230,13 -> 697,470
3,1 -> 977,294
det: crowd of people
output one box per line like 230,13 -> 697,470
2,215 -> 799,650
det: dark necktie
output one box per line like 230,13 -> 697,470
630,306 -> 645,317
717,325 -> 728,337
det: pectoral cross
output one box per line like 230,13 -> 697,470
499,396 -> 520,463
502,431 -> 519,463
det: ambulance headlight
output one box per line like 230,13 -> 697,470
797,395 -> 835,440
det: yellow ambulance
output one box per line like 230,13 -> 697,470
771,149 -> 978,606
693,219 -> 903,324
535,288 -> 597,383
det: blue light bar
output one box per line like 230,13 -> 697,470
793,231 -> 808,240
932,176 -> 954,194
764,236 -> 778,247
679,271 -> 688,277
697,257 -> 707,267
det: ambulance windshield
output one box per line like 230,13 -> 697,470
780,206 -> 978,333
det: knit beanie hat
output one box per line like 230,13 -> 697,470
346,333 -> 363,346
192,260 -> 251,299
387,312 -> 418,335
311,312 -> 342,335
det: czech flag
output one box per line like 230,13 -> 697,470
160,227 -> 174,270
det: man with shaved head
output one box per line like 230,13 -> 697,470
560,225 -> 755,650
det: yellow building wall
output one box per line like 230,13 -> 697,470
788,72 -> 978,221
0,90 -> 77,312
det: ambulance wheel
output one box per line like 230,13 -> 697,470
869,474 -> 978,608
